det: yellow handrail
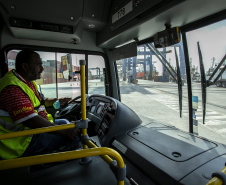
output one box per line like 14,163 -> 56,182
206,166 -> 226,185
0,59 -> 126,185
86,139 -> 125,185
0,147 -> 124,170
78,60 -> 125,185
87,140 -> 114,165
0,123 -> 76,140
80,63 -> 86,121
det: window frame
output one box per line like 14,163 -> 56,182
2,44 -> 111,97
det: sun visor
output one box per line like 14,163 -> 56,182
112,42 -> 137,61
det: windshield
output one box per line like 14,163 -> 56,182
116,20 -> 226,145
116,43 -> 189,131
186,19 -> 226,144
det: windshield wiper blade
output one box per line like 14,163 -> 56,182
212,64 -> 226,84
208,54 -> 226,86
174,47 -> 182,117
197,42 -> 206,124
146,43 -> 178,83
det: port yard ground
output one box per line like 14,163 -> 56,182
42,79 -> 226,145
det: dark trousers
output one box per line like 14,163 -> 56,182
23,119 -> 80,156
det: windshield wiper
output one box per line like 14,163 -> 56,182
207,54 -> 226,86
174,47 -> 182,117
212,64 -> 226,84
197,42 -> 206,124
146,43 -> 178,83
146,43 -> 183,118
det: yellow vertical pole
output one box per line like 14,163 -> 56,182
79,60 -> 124,184
80,60 -> 88,149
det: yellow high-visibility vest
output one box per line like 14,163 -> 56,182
0,70 -> 53,159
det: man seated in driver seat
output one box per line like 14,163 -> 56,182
0,49 -> 80,160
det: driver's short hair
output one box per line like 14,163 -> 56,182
15,49 -> 39,71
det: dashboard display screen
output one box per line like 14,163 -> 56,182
97,102 -> 105,114
97,106 -> 103,114
91,105 -> 96,113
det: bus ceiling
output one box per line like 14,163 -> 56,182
0,0 -> 225,49
97,0 -> 226,49
0,0 -> 111,45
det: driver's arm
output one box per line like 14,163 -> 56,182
23,115 -> 56,128
1,86 -> 78,140
44,98 -> 57,107
22,115 -> 79,140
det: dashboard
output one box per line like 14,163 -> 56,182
86,94 -> 142,146
54,94 -> 226,185
86,95 -> 226,185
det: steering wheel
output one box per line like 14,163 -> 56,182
54,95 -> 84,119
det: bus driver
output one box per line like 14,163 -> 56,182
0,49 -> 80,160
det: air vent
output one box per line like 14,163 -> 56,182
9,17 -> 73,34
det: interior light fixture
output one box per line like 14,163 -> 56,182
88,24 -> 95,28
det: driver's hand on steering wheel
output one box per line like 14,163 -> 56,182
63,128 -> 81,140
59,97 -> 72,107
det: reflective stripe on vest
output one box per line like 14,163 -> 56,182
0,110 -> 10,117
0,115 -> 33,159
0,119 -> 26,132
0,122 -> 32,160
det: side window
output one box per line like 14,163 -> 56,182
56,53 -> 85,99
7,50 -> 106,99
36,52 -> 57,98
88,55 -> 105,95
7,50 -> 57,99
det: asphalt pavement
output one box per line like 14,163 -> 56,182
119,79 -> 226,145
41,79 -> 226,145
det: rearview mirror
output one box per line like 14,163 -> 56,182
112,42 -> 137,61
153,27 -> 181,48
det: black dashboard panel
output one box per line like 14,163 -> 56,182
84,95 -> 226,185
87,95 -> 142,146
111,122 -> 226,185
128,125 -> 217,161
181,154 -> 226,184
87,95 -> 116,138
